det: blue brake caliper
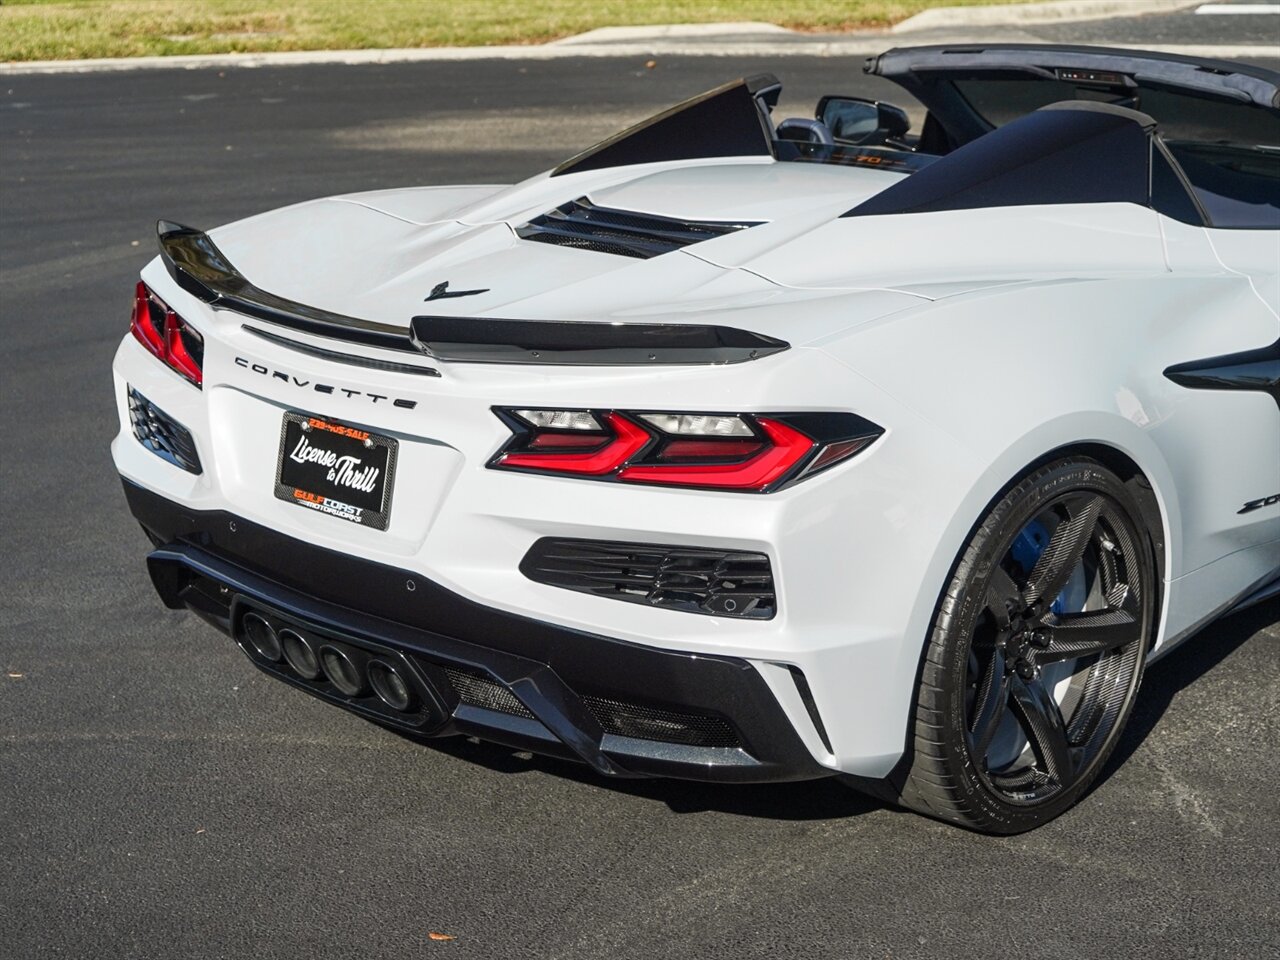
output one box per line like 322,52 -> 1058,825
1010,520 -> 1071,615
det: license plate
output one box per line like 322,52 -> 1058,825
274,412 -> 397,531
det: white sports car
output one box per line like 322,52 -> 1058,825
112,44 -> 1279,833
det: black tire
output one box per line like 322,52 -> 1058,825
893,457 -> 1157,834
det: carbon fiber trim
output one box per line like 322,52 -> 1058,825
409,316 -> 789,366
1163,337 -> 1280,411
156,221 -> 416,353
442,665 -> 742,748
242,325 -> 440,377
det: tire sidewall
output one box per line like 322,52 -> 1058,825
932,458 -> 1156,833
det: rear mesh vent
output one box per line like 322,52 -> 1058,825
521,538 -> 775,619
443,667 -> 535,719
516,196 -> 761,259
584,695 -> 740,749
442,666 -> 741,749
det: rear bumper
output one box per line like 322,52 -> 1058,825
124,478 -> 830,783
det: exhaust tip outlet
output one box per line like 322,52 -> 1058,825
280,628 -> 321,680
242,612 -> 282,662
320,645 -> 366,697
368,660 -> 415,712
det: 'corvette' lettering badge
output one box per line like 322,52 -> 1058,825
235,356 -> 417,409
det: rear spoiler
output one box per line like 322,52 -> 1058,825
157,220 -> 416,352
155,221 -> 789,365
409,316 -> 788,365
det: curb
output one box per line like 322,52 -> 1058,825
1,41 -> 1270,76
550,22 -> 792,44
893,0 -> 1202,31
0,0 -> 1265,77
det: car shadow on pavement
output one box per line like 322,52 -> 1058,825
400,599 -> 1276,821
421,734 -> 882,822
1096,597 -> 1279,789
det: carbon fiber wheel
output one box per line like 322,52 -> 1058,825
895,458 -> 1156,833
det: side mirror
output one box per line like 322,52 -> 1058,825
816,96 -> 911,145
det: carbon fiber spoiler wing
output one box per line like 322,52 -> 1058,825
155,221 -> 789,365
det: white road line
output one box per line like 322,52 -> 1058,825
1195,3 -> 1280,14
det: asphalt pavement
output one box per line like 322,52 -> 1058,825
3,47 -> 1279,960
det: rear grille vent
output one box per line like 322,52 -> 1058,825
584,695 -> 740,749
516,196 -> 761,259
127,387 -> 202,474
442,666 -> 740,749
521,538 -> 775,619
443,667 -> 535,719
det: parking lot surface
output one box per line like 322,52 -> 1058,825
2,55 -> 1278,960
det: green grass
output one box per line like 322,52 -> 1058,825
0,0 -> 1032,62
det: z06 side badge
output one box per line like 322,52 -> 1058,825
1239,493 -> 1280,515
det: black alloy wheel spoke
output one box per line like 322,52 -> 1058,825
945,468 -> 1156,822
968,647 -> 1012,758
1036,587 -> 1141,664
1009,673 -> 1074,785
1023,494 -> 1104,613
985,565 -> 1022,629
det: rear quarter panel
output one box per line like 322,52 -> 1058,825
818,260 -> 1280,659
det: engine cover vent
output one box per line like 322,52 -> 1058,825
516,196 -> 761,259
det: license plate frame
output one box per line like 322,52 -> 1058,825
274,412 -> 398,531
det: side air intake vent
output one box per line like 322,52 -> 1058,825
521,538 -> 775,619
516,197 -> 761,259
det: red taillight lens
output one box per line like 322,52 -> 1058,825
129,281 -> 165,358
165,317 -> 203,385
491,408 -> 882,492
655,439 -> 763,461
129,282 -> 203,387
498,412 -> 650,475
618,418 -> 814,489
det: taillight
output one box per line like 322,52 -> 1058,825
491,408 -> 881,492
130,281 -> 204,387
129,281 -> 165,358
498,412 -> 650,475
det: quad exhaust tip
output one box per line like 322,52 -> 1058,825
279,628 -> 321,680
234,606 -> 442,725
242,612 -> 282,662
368,659 -> 415,712
319,645 -> 366,697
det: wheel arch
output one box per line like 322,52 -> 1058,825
933,415 -> 1181,645
846,420 -> 1178,795
1016,440 -> 1168,585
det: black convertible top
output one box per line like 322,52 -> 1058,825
867,44 -> 1280,151
866,44 -> 1280,109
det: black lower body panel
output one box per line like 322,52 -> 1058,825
123,479 -> 828,783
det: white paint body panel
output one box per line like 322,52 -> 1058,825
110,154 -> 1280,778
